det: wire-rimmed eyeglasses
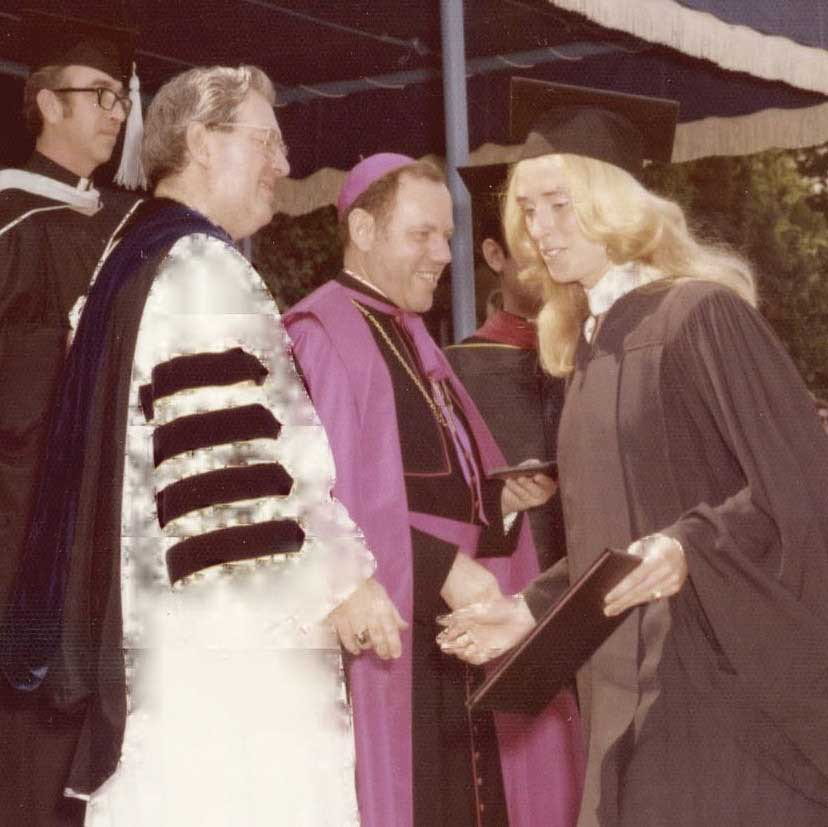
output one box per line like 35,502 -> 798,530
211,122 -> 289,160
51,86 -> 133,116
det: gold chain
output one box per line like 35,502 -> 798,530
351,300 -> 450,429
352,300 -> 484,517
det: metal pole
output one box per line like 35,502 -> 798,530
440,0 -> 476,343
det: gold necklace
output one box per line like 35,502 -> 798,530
351,300 -> 449,429
352,300 -> 484,517
342,268 -> 388,299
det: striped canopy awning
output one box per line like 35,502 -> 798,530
1,1 -> 825,214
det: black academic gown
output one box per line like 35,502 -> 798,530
445,313 -> 567,570
525,280 -> 828,826
0,153 -> 137,827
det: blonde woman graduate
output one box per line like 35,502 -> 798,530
440,79 -> 828,827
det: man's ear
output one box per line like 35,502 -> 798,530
185,121 -> 211,168
481,237 -> 506,274
348,208 -> 376,253
37,88 -> 64,126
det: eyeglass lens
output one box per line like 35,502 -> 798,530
97,88 -> 132,115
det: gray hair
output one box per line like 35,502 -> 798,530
142,64 -> 276,189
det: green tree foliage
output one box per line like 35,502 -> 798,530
645,146 -> 828,396
252,205 -> 342,310
795,144 -> 828,215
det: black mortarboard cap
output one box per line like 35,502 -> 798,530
510,78 -> 679,175
457,163 -> 509,205
457,162 -> 510,246
23,9 -> 137,82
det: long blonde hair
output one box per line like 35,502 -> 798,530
503,153 -> 757,376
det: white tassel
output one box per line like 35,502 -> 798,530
115,62 -> 147,190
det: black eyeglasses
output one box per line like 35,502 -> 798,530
51,87 -> 133,116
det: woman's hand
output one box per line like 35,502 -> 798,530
604,534 -> 688,617
436,595 -> 536,665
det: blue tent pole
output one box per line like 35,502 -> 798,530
440,0 -> 476,343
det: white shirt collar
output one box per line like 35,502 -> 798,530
0,168 -> 100,213
586,261 -> 644,317
583,262 -> 666,342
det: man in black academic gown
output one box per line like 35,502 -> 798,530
0,11 -> 141,826
445,164 -> 566,571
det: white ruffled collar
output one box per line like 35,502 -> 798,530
586,261 -> 645,317
583,262 -> 664,341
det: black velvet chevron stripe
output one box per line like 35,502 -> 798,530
156,462 -> 294,527
153,404 -> 281,467
166,520 -> 305,584
139,348 -> 268,421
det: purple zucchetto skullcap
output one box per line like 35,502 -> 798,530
337,153 -> 417,218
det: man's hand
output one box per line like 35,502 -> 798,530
500,472 -> 557,516
436,595 -> 536,665
604,534 -> 688,617
328,577 -> 408,659
440,552 -> 502,611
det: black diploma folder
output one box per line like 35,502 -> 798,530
468,548 -> 641,715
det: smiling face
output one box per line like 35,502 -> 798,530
360,173 -> 453,313
513,155 -> 610,290
203,90 -> 289,240
44,64 -> 126,175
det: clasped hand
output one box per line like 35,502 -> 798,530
440,551 -> 502,611
437,594 -> 536,666
328,552 -> 505,660
500,471 -> 557,516
436,533 -> 688,666
328,577 -> 408,660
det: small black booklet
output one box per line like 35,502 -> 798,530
468,548 -> 641,715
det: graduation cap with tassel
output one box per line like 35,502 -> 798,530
23,8 -> 146,190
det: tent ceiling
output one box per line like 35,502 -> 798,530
0,1 -> 617,96
1,0 -> 826,214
